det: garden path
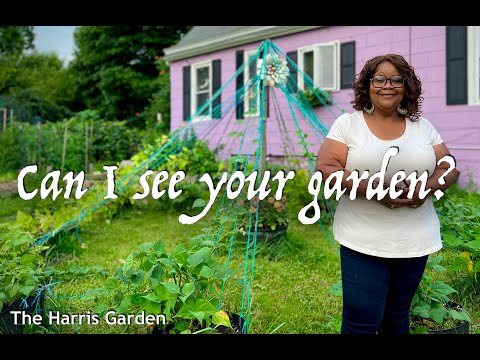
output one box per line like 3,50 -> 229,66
0,180 -> 17,196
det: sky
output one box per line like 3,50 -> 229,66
33,26 -> 78,64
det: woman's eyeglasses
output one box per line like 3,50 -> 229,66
370,75 -> 405,88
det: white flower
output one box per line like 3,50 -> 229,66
256,53 -> 290,87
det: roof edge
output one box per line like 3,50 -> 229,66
163,26 -> 322,62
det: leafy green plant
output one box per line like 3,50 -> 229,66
410,254 -> 472,333
92,237 -> 237,334
434,191 -> 480,297
0,126 -> 22,173
0,224 -> 49,309
0,172 -> 17,183
255,194 -> 289,231
283,168 -> 334,223
131,130 -> 220,176
229,185 -> 289,238
141,58 -> 171,141
13,158 -> 143,250
296,88 -> 333,108
130,174 -> 212,214
0,108 -> 145,175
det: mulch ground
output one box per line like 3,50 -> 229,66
0,181 -> 18,197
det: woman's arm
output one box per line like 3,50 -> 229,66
426,143 -> 459,193
315,139 -> 378,198
316,139 -> 413,207
408,143 -> 459,208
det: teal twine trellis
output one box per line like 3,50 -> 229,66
30,39 -> 345,334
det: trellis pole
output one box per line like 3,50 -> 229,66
85,122 -> 89,173
61,121 -> 68,174
89,119 -> 94,173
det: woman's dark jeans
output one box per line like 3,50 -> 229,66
340,245 -> 428,334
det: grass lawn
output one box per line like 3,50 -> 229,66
47,208 -> 342,334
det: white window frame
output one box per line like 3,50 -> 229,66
191,60 -> 212,122
467,26 -> 480,105
297,40 -> 340,92
243,50 -> 260,117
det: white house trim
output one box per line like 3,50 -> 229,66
467,26 -> 480,105
191,60 -> 213,122
297,40 -> 340,92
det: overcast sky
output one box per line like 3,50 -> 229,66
34,26 -> 77,64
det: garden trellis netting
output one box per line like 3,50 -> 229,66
34,39 -> 346,333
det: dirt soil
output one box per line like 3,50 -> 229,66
0,180 -> 17,196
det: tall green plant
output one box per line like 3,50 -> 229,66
0,113 -> 143,174
435,189 -> 480,296
132,133 -> 221,176
410,254 -> 472,333
141,58 -> 171,143
92,237 -> 236,334
0,224 -> 48,309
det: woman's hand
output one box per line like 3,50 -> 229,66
374,180 -> 413,209
377,194 -> 413,209
406,181 -> 428,209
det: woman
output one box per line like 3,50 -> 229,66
316,54 -> 458,334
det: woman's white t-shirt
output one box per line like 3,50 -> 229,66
325,110 -> 444,258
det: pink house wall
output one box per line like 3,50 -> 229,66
169,26 -> 480,189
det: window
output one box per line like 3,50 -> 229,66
298,41 -> 340,92
244,50 -> 260,117
447,26 -> 480,105
191,60 -> 212,120
340,41 -> 355,89
468,26 -> 480,105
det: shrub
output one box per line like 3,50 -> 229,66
92,237 -> 237,334
0,224 -> 48,309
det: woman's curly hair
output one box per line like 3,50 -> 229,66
351,54 -> 423,121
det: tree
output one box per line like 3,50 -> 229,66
0,26 -> 34,55
142,58 -> 171,143
70,26 -> 191,121
0,52 -> 75,122
0,26 -> 76,123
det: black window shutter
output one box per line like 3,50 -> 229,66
212,59 -> 222,118
236,50 -> 244,119
446,26 -> 468,105
183,65 -> 191,121
341,41 -> 355,89
286,50 -> 298,93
